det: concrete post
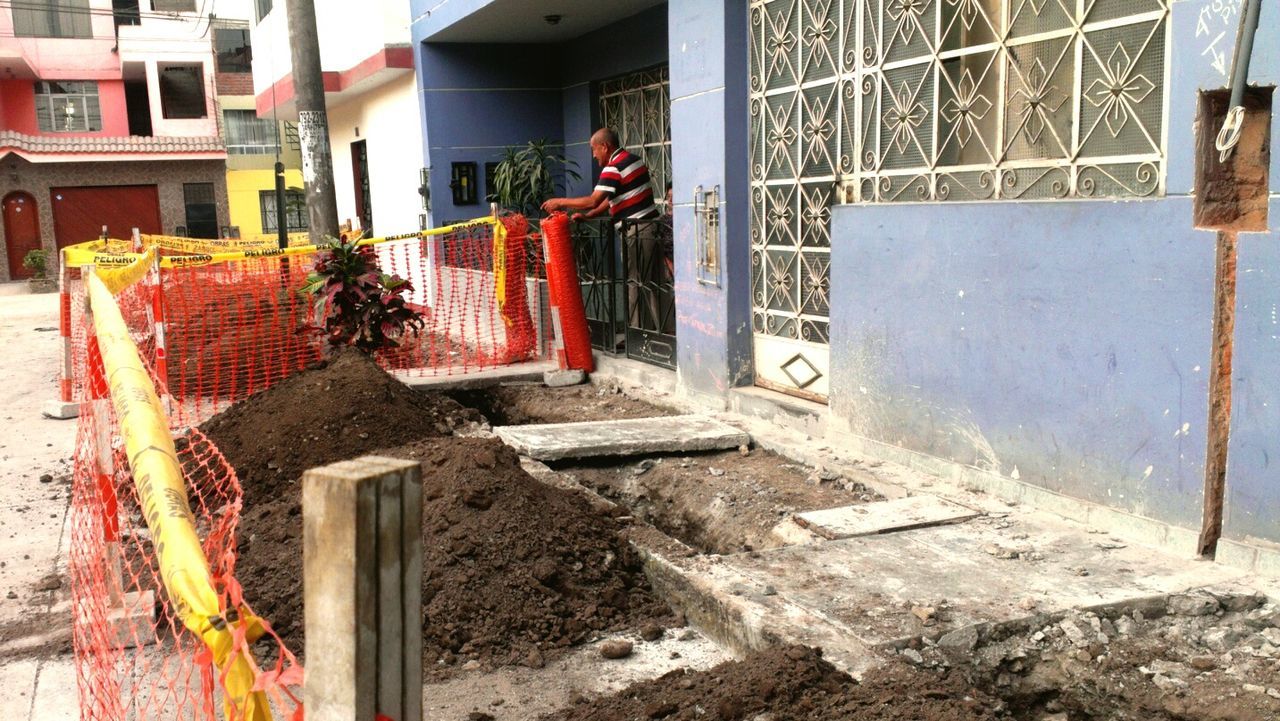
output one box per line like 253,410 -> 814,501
285,0 -> 340,242
303,456 -> 423,721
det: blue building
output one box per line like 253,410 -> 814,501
410,0 -> 1278,571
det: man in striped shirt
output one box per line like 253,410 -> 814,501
540,128 -> 660,225
541,128 -> 670,334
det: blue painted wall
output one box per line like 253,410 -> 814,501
825,0 -> 1280,542
1224,200 -> 1280,546
669,0 -> 753,399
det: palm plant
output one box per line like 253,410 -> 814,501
491,139 -> 581,217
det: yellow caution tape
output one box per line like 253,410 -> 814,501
96,247 -> 156,296
492,220 -> 508,316
86,272 -> 273,721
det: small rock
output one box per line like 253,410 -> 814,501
1189,656 -> 1217,671
525,648 -> 545,669
34,574 -> 61,592
901,648 -> 924,665
911,605 -> 937,623
461,660 -> 481,671
466,713 -> 494,721
679,630 -> 697,641
5,591 -> 16,599
38,474 -> 53,484
1213,590 -> 1267,613
938,626 -> 979,652
1059,620 -> 1089,647
1075,649 -> 1092,663
708,467 -> 725,477
600,640 -> 634,659
761,585 -> 777,596
1242,683 -> 1266,694
632,459 -> 656,476
1201,627 -> 1241,652
738,445 -> 751,456
1070,566 -> 1090,576
1115,616 -> 1136,635
1268,688 -> 1280,700
1018,597 -> 1038,611
818,469 -> 841,482
544,368 -> 586,387
1168,592 -> 1220,617
640,624 -> 664,642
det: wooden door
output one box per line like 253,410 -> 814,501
4,192 -> 42,280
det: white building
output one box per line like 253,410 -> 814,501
248,0 -> 422,237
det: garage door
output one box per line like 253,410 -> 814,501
50,185 -> 163,248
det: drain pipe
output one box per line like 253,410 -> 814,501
1215,0 -> 1263,162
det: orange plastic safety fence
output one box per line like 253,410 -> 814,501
70,277 -> 301,721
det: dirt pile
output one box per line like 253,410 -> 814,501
540,645 -> 1002,721
235,437 -> 673,678
201,348 -> 479,506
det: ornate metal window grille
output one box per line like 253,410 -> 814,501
748,0 -> 1169,346
599,66 -> 673,212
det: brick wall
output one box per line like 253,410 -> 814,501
0,157 -> 230,280
215,72 -> 255,97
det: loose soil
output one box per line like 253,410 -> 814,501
556,450 -> 883,555
539,645 -> 1003,721
239,437 -> 675,678
446,381 -> 672,426
201,348 -> 480,507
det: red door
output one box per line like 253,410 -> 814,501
4,192 -> 41,280
50,185 -> 163,249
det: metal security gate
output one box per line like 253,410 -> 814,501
573,218 -> 677,370
600,66 -> 672,213
747,0 -> 1169,400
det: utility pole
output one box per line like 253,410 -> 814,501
286,0 -> 339,242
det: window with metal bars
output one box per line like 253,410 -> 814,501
34,81 -> 102,133
259,190 -> 308,233
598,66 -> 672,213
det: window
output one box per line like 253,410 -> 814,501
215,28 -> 252,73
35,82 -> 102,133
183,183 -> 218,240
13,0 -> 91,38
159,65 -> 207,119
224,110 -> 278,155
255,0 -> 272,22
152,0 -> 196,11
112,0 -> 140,27
260,190 -> 308,233
599,66 -> 671,211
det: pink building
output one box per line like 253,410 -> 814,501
0,0 -> 231,281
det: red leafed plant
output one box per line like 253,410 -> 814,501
301,236 -> 424,352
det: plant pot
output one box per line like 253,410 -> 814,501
28,277 -> 57,293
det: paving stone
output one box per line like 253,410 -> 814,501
495,415 -> 750,461
795,495 -> 979,539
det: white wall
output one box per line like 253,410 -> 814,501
328,74 -> 423,236
250,0 -> 410,92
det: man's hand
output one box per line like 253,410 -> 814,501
540,198 -> 561,213
571,213 -> 586,223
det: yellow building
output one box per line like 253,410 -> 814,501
216,80 -> 305,240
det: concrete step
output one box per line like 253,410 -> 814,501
495,414 -> 750,461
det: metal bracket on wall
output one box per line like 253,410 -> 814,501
694,184 -> 720,287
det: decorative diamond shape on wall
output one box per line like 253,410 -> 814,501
781,353 -> 823,389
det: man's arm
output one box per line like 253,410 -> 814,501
541,189 -> 609,214
573,196 -> 611,222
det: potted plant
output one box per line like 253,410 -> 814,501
22,248 -> 56,293
490,139 -> 580,218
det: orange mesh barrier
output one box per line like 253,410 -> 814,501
540,213 -> 594,372
70,276 -> 301,721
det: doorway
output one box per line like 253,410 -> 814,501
351,140 -> 372,235
4,192 -> 41,280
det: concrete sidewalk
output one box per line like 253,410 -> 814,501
0,289 -> 79,720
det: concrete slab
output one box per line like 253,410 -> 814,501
39,401 -> 78,420
495,415 -> 750,461
395,361 -> 556,391
795,495 -> 980,540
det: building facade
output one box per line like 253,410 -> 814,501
209,14 -> 305,240
250,0 -> 423,238
412,0 -> 1280,568
0,0 -> 230,280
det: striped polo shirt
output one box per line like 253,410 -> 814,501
594,148 -> 659,225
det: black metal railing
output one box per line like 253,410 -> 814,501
570,217 -> 676,370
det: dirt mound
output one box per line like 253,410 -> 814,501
541,645 -> 1001,721
236,437 -> 674,679
201,348 -> 478,506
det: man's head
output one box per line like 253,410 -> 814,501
590,128 -> 619,166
